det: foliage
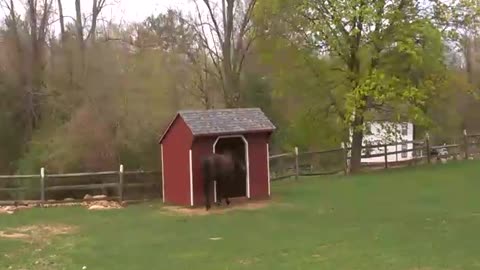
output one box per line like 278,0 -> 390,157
254,0 -> 457,171
0,0 -> 479,174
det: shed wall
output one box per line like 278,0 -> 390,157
246,133 -> 270,199
162,116 -> 193,206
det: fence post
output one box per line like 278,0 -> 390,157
425,133 -> 431,164
384,144 -> 388,169
119,164 -> 124,203
294,147 -> 299,180
341,142 -> 348,175
412,142 -> 417,166
464,129 -> 469,160
40,167 -> 45,206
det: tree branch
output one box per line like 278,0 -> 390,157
57,0 -> 66,42
233,0 -> 257,73
201,0 -> 225,44
235,33 -> 255,75
190,3 -> 224,84
87,0 -> 107,41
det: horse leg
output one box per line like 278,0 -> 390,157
215,180 -> 223,206
203,162 -> 211,211
204,179 -> 211,210
225,175 -> 231,206
218,177 -> 231,206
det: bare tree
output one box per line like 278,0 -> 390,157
2,0 -> 54,138
88,0 -> 107,42
184,49 -> 218,109
136,10 -> 219,109
57,0 -> 65,42
74,0 -> 108,46
72,0 -> 109,82
192,0 -> 258,108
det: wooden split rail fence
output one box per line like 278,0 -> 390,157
0,165 -> 161,206
269,131 -> 480,181
2,132 -> 480,205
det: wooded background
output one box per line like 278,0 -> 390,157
0,0 -> 479,175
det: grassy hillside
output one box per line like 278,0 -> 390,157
1,161 -> 480,270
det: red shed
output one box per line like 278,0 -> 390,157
158,108 -> 276,207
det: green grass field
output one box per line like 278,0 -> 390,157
2,161 -> 480,270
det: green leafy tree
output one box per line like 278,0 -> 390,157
257,0 -> 447,172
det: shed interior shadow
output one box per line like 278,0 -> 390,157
214,137 -> 247,198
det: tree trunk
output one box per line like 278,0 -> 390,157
57,0 -> 66,42
221,0 -> 238,108
58,0 -> 74,85
75,0 -> 85,73
89,0 -> 107,43
200,56 -> 213,109
223,74 -> 240,108
28,0 -> 42,131
347,3 -> 364,173
89,0 -> 99,42
349,113 -> 364,173
464,36 -> 474,84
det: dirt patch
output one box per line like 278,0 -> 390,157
0,196 -> 124,214
311,254 -> 327,261
237,257 -> 260,265
0,231 -> 30,239
0,205 -> 35,215
0,207 -> 15,215
1,224 -> 76,269
42,200 -> 124,210
43,196 -> 124,210
84,200 -> 123,210
161,198 -> 271,216
0,224 -> 75,241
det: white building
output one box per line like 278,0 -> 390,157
350,121 -> 415,164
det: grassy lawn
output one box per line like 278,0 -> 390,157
2,161 -> 480,270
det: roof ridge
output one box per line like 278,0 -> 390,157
178,107 -> 261,113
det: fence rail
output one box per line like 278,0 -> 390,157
2,131 -> 480,205
0,174 -> 40,179
47,171 -> 118,178
0,165 -> 161,206
269,131 -> 480,180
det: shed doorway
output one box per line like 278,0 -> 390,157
213,136 -> 249,200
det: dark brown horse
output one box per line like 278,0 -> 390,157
202,150 -> 241,210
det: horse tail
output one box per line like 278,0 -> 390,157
202,158 -> 211,210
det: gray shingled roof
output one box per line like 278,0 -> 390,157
178,108 -> 276,136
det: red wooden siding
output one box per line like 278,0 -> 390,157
247,133 -> 270,199
161,116 -> 193,206
191,137 -> 216,206
160,112 -> 273,207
